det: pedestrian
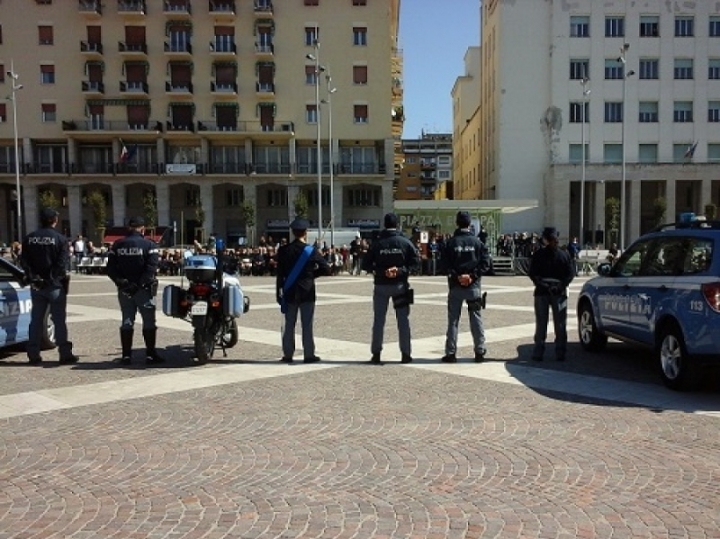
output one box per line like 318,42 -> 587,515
567,236 -> 580,275
73,234 -> 85,272
441,211 -> 491,363
106,216 -> 163,365
362,212 -> 420,364
275,218 -> 331,363
20,207 -> 78,365
528,227 -> 575,362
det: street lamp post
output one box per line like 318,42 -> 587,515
619,43 -> 635,251
322,74 -> 337,247
7,61 -> 23,241
306,42 -> 323,244
580,75 -> 590,250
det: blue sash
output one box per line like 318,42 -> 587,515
281,245 -> 314,314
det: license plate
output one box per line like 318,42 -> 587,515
190,302 -> 208,316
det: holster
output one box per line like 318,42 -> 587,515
466,293 -> 486,312
392,286 -> 414,310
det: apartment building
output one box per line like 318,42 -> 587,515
474,0 -> 720,243
451,46 -> 481,201
0,0 -> 402,245
396,133 -> 452,201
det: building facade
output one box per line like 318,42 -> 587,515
475,0 -> 720,243
0,0 -> 401,245
396,133 -> 452,200
451,46 -> 481,201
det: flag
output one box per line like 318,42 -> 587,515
119,140 -> 129,163
684,141 -> 698,159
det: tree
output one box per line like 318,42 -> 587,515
605,197 -> 620,244
86,190 -> 107,243
652,196 -> 667,228
294,190 -> 309,219
143,190 -> 158,229
38,190 -> 60,213
240,199 -> 256,247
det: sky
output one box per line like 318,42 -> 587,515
400,0 -> 480,138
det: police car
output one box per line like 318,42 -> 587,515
576,219 -> 720,390
0,257 -> 55,352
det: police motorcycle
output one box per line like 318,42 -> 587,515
162,240 -> 250,363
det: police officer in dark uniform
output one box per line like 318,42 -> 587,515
362,213 -> 420,364
441,211 -> 491,363
20,208 -> 78,365
106,216 -> 163,365
528,227 -> 575,362
275,218 -> 331,363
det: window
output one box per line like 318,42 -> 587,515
0,25 -> 2,44
38,25 -> 53,45
185,187 -> 201,207
225,188 -> 243,207
353,26 -> 367,46
353,65 -> 367,85
640,15 -> 660,37
569,144 -> 589,163
0,103 -> 6,123
673,144 -> 694,162
605,16 -> 624,37
709,144 -> 720,162
675,16 -> 694,37
673,101 -> 693,122
304,0 -> 319,4
639,58 -> 659,79
604,102 -> 623,122
639,101 -> 659,122
605,59 -> 624,79
710,16 -> 720,37
305,26 -> 319,46
638,144 -> 658,163
353,104 -> 368,123
674,58 -> 693,79
570,59 -> 589,80
569,102 -> 589,123
603,144 -> 622,163
305,104 -> 317,123
305,65 -> 317,85
347,187 -> 381,207
352,0 -> 367,5
266,188 -> 287,207
40,64 -> 55,84
570,16 -> 589,37
41,103 -> 56,122
709,101 -> 720,123
438,170 -> 450,179
709,59 -> 720,80
0,67 -> 4,83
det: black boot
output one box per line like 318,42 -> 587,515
120,329 -> 133,365
143,329 -> 165,364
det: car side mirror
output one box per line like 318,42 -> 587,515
597,262 -> 612,276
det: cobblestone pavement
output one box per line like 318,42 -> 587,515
0,273 -> 719,538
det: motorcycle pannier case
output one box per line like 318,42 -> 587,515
223,284 -> 245,317
162,285 -> 186,317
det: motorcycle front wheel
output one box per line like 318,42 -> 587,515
193,327 -> 215,364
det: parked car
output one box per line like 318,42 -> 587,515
0,257 -> 55,351
576,220 -> 720,390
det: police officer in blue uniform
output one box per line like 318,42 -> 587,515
275,218 -> 331,363
107,216 -> 163,365
441,211 -> 491,363
20,208 -> 78,365
362,213 -> 420,364
528,227 -> 575,361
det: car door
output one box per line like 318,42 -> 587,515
596,239 -> 652,337
0,261 -> 26,346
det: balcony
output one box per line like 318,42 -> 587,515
166,121 -> 195,133
62,119 -> 163,134
78,0 -> 101,16
163,1 -> 191,16
208,161 -> 246,174
339,163 -> 380,174
120,81 -> 149,95
256,82 -> 275,96
254,0 -> 273,16
211,81 -> 238,94
197,121 -> 238,133
118,41 -> 148,56
164,40 -> 192,56
255,42 -> 274,57
210,39 -> 237,55
80,41 -> 103,56
117,162 -> 163,175
420,161 -> 436,170
165,81 -> 193,94
209,1 -> 235,17
81,81 -> 105,94
196,120 -> 294,136
118,0 -> 146,16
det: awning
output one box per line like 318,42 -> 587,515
84,60 -> 105,74
86,99 -> 149,106
102,235 -> 124,245
255,61 -> 275,75
394,199 -> 539,214
254,19 -> 275,35
166,20 -> 193,34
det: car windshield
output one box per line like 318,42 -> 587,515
0,259 -> 21,282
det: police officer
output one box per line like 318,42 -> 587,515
528,227 -> 575,362
362,213 -> 420,364
441,211 -> 490,363
106,216 -> 163,365
20,208 -> 78,365
275,218 -> 331,363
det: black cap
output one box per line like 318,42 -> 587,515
128,216 -> 145,227
290,218 -> 309,231
40,207 -> 59,222
456,211 -> 472,228
542,226 -> 559,240
384,213 -> 398,229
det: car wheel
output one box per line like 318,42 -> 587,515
577,301 -> 607,351
657,324 -> 696,391
41,307 -> 57,350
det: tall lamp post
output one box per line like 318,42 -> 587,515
7,61 -> 23,240
619,43 -> 635,251
580,75 -> 590,249
306,41 -> 324,243
322,73 -> 337,247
